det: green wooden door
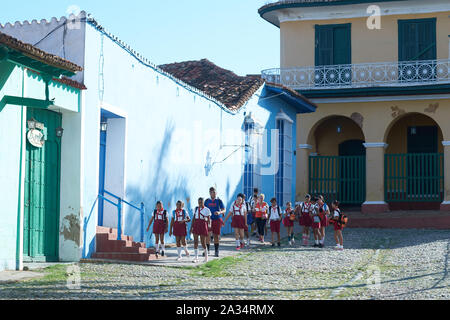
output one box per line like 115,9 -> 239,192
23,108 -> 61,262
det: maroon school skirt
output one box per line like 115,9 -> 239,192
283,216 -> 294,227
153,220 -> 166,234
299,213 -> 312,227
173,221 -> 187,237
211,218 -> 224,235
231,215 -> 246,229
333,221 -> 343,231
320,214 -> 329,227
312,220 -> 321,229
270,220 -> 281,233
193,219 -> 209,236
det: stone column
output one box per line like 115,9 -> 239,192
361,143 -> 389,214
296,144 -> 312,202
440,141 -> 450,211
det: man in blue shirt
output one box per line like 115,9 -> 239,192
204,187 -> 225,257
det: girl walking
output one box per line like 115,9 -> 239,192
283,201 -> 295,246
268,198 -> 282,247
254,194 -> 269,243
330,200 -> 345,250
309,196 -> 322,248
224,194 -> 247,250
169,200 -> 191,261
146,201 -> 168,257
317,195 -> 330,248
190,197 -> 212,263
297,194 -> 312,246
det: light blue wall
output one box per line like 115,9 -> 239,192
81,24 -> 301,254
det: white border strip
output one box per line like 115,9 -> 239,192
363,143 -> 388,148
442,141 -> 450,146
298,144 -> 312,149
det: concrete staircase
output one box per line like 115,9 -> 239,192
92,226 -> 158,262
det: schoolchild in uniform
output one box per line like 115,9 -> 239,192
330,200 -> 344,251
255,194 -> 269,243
146,201 -> 169,257
283,201 -> 295,246
224,194 -> 248,250
317,195 -> 330,248
309,196 -> 323,248
297,194 -> 313,246
169,200 -> 191,261
204,187 -> 226,257
189,197 -> 212,263
268,198 -> 282,247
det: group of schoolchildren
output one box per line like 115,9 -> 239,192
146,187 -> 347,263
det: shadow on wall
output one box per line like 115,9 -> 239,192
124,120 -> 246,247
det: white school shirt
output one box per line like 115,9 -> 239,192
173,209 -> 189,222
230,202 -> 246,216
300,202 -> 311,214
333,209 -> 341,219
310,203 -> 321,223
194,206 -> 211,220
269,206 -> 281,220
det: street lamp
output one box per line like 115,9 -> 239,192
55,127 -> 64,138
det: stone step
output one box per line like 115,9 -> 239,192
92,252 -> 156,262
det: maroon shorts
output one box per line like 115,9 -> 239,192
299,213 -> 312,227
211,218 -> 224,235
231,215 -> 246,229
312,221 -> 321,229
320,215 -> 329,227
153,220 -> 166,234
283,217 -> 294,227
193,219 -> 209,236
270,220 -> 281,233
173,221 -> 187,237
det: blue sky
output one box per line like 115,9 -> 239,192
0,0 -> 280,76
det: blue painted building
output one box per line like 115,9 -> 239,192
1,12 -> 316,262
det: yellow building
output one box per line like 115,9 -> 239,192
259,0 -> 450,213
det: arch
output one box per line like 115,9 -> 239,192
307,115 -> 366,156
384,112 -> 444,154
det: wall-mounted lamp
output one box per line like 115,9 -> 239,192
55,127 -> 64,138
100,122 -> 108,132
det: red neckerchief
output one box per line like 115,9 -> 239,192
233,201 -> 243,215
175,208 -> 183,220
156,207 -> 164,219
198,206 -> 205,219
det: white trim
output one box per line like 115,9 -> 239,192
442,141 -> 450,146
298,144 -> 312,149
275,109 -> 294,124
440,201 -> 450,205
363,143 -> 388,148
362,201 -> 388,205
269,0 -> 450,24
310,94 -> 450,104
99,102 -> 128,119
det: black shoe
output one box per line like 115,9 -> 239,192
202,251 -> 205,257
271,243 -> 275,247
277,242 -> 281,247
161,251 -> 165,256
313,244 -> 318,248
215,251 -> 219,257
318,244 -> 323,248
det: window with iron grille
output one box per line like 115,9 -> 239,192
244,118 -> 262,200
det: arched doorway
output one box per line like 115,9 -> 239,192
384,113 -> 444,210
308,116 -> 366,205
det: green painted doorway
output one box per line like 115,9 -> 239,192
23,108 -> 62,262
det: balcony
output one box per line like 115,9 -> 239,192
261,59 -> 450,90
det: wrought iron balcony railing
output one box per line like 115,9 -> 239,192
261,59 -> 450,90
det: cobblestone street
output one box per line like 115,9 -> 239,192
1,228 -> 449,300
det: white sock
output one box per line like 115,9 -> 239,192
156,243 -> 160,252
161,244 -> 165,252
236,240 -> 240,247
177,247 -> 182,257
184,246 -> 188,252
320,239 -> 324,244
194,249 -> 198,258
315,240 -> 319,245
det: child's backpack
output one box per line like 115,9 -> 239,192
337,210 -> 348,228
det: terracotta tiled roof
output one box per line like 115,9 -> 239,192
159,59 -> 265,111
0,31 -> 82,73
